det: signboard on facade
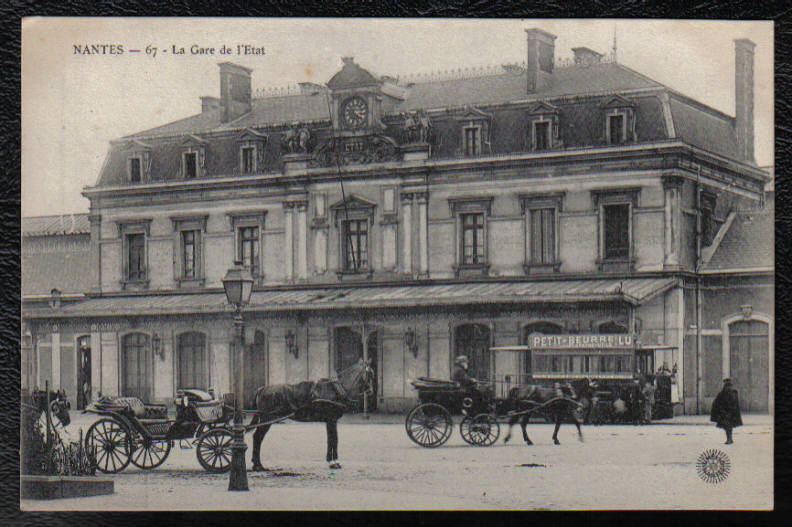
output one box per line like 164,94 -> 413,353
528,333 -> 635,350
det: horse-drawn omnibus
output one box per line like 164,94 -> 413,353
490,334 -> 679,423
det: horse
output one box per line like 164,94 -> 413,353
503,378 -> 593,445
249,359 -> 375,470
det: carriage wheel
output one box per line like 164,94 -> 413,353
196,428 -> 233,473
85,418 -> 132,474
130,436 -> 172,470
405,403 -> 453,448
459,416 -> 476,445
468,414 -> 500,446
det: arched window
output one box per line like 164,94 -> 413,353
177,332 -> 208,390
728,319 -> 770,413
454,324 -> 491,381
121,333 -> 151,400
597,320 -> 628,334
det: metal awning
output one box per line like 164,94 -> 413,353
25,277 -> 677,319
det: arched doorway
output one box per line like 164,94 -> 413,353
121,333 -> 152,401
333,326 -> 378,411
728,319 -> 770,413
522,321 -> 563,377
244,330 -> 268,409
454,324 -> 492,381
76,335 -> 91,409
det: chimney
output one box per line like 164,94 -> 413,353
572,47 -> 603,66
734,39 -> 755,163
525,28 -> 556,93
218,62 -> 253,123
200,96 -> 221,113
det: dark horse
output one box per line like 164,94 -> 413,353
503,378 -> 592,445
249,359 -> 375,470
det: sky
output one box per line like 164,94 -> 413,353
21,18 -> 773,217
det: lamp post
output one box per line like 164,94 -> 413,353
222,261 -> 254,492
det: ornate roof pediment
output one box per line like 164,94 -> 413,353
121,139 -> 152,151
236,128 -> 268,142
456,105 -> 493,121
600,95 -> 636,109
528,101 -> 559,115
329,194 -> 378,212
181,134 -> 208,146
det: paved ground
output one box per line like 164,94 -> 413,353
22,412 -> 773,511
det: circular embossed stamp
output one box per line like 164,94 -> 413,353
696,449 -> 731,484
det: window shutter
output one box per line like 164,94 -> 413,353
122,234 -> 129,280
542,208 -> 554,263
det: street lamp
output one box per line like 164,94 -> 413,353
222,261 -> 254,492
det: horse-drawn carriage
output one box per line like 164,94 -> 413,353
83,388 -> 234,474
405,375 -> 586,448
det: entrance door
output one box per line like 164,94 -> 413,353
77,336 -> 91,409
454,324 -> 491,381
121,333 -> 152,401
729,319 -> 770,413
334,327 -> 378,411
244,330 -> 268,409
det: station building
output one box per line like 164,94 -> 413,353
22,29 -> 772,414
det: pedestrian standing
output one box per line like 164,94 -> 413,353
642,375 -> 656,424
710,378 -> 743,444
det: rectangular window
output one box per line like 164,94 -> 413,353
238,226 -> 259,276
343,219 -> 369,272
609,115 -> 625,144
534,121 -> 550,150
184,152 -> 198,179
129,158 -> 142,183
464,127 -> 480,156
241,147 -> 255,173
181,230 -> 198,279
603,204 -> 630,259
127,233 -> 146,281
530,208 -> 556,264
461,213 -> 485,264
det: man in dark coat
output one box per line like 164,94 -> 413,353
710,378 -> 743,444
452,355 -> 477,389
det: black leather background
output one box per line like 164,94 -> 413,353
1,3 -> 790,523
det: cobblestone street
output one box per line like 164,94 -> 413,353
22,413 -> 773,510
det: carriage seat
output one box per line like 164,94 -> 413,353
112,397 -> 147,418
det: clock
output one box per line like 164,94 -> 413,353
340,96 -> 368,129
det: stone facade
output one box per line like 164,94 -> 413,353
22,29 -> 772,414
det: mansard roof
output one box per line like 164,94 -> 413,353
91,59 -> 751,188
701,210 -> 774,272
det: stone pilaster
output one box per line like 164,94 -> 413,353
662,176 -> 684,269
296,201 -> 309,280
283,201 -> 295,281
416,192 -> 429,277
88,213 -> 102,293
401,192 -> 414,275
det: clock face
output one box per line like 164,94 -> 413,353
341,97 -> 368,129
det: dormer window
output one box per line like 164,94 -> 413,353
180,134 -> 207,179
528,102 -> 560,151
122,139 -> 151,183
601,96 -> 636,145
183,152 -> 198,179
456,106 -> 492,157
128,157 -> 142,183
237,128 -> 267,174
